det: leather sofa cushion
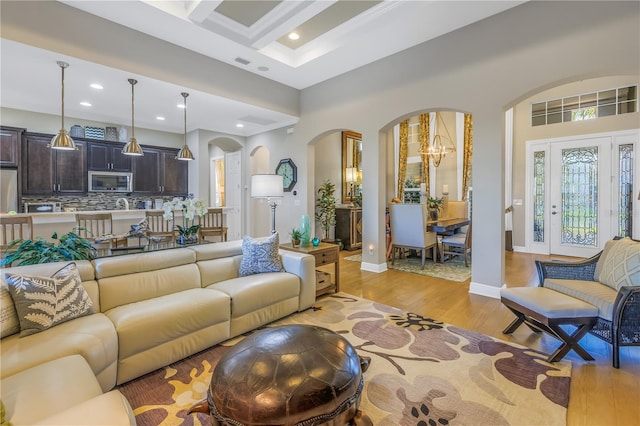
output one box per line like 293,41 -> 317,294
544,278 -> 618,321
33,390 -> 135,426
207,272 -> 299,318
98,263 -> 201,312
197,256 -> 243,286
1,260 -> 100,315
105,288 -> 230,360
1,355 -> 103,425
92,248 -> 196,279
189,240 -> 243,261
0,313 -> 118,389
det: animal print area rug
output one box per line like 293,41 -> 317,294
117,293 -> 571,426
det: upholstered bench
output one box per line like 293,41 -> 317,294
501,287 -> 599,363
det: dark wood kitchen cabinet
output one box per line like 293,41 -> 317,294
21,133 -> 87,195
131,147 -> 187,196
0,126 -> 23,168
87,141 -> 131,171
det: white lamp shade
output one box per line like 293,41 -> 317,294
251,174 -> 283,198
345,167 -> 358,183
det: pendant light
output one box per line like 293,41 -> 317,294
420,112 -> 456,168
175,92 -> 195,161
48,61 -> 77,150
122,78 -> 144,156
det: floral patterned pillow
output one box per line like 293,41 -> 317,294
5,263 -> 95,337
238,233 -> 285,277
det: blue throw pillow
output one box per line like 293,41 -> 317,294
239,233 -> 285,277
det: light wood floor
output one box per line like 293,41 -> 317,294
317,249 -> 640,426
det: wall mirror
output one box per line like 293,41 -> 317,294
342,131 -> 363,204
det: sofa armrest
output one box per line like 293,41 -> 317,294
613,286 -> 640,332
535,252 -> 602,285
280,250 -> 316,311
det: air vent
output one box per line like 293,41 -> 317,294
234,57 -> 251,65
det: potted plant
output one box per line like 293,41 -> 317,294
163,196 -> 207,244
0,231 -> 96,267
176,223 -> 201,245
427,196 -> 443,221
289,228 -> 302,247
315,180 -> 337,241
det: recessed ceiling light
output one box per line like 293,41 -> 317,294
80,101 -> 92,107
288,32 -> 300,40
177,104 -> 185,109
236,123 -> 244,128
156,116 -> 165,121
90,83 -> 103,90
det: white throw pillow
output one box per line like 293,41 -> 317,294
597,238 -> 640,291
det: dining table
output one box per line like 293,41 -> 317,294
427,217 -> 470,236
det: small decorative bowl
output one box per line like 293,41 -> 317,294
312,237 -> 321,247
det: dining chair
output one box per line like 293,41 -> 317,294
145,210 -> 176,248
447,200 -> 469,219
0,215 -> 33,254
390,203 -> 438,270
441,222 -> 472,267
197,208 -> 227,243
75,213 -> 127,256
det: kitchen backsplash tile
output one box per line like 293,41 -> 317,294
21,193 -> 172,213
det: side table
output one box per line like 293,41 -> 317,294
280,242 -> 340,297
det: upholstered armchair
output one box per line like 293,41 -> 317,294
390,203 -> 438,270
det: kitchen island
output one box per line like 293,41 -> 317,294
1,209 -> 187,243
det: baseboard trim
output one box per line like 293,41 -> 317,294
468,281 -> 505,299
361,262 -> 387,273
513,245 -> 527,253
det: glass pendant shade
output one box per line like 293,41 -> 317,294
176,92 -> 195,160
49,61 -> 77,150
122,78 -> 144,156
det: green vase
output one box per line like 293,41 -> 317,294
300,215 -> 311,244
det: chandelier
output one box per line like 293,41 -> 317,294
421,112 -> 455,167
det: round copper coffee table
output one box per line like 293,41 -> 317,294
189,324 -> 371,425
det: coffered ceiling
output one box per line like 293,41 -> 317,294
1,0 -> 524,136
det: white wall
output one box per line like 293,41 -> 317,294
1,107 -> 182,148
511,76 -> 640,247
1,1 -> 638,298
293,1 -> 640,296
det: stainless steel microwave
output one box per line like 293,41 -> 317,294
24,202 -> 61,213
88,171 -> 133,192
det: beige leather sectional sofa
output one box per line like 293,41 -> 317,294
0,240 -> 316,425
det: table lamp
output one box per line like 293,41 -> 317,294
346,167 -> 358,206
251,174 -> 284,234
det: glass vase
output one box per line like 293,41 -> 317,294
300,215 -> 311,244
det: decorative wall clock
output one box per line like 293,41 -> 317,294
276,158 -> 297,192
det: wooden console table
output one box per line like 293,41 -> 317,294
280,242 -> 340,297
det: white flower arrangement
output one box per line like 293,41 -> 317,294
162,197 -> 207,222
162,197 -> 208,240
